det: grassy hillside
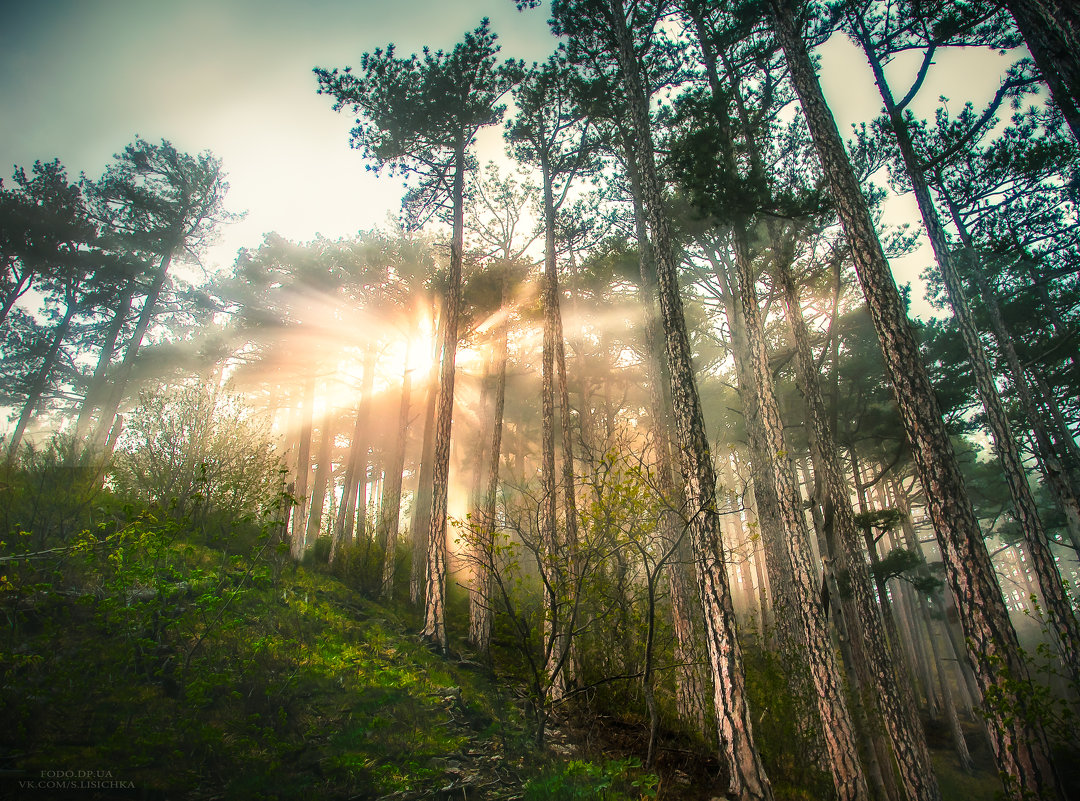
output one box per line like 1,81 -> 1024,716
0,486 -> 659,800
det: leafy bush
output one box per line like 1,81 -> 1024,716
0,435 -> 103,546
110,381 -> 283,521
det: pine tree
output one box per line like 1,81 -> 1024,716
317,20 -> 520,650
544,0 -> 774,796
767,3 -> 1065,796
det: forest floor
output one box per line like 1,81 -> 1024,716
0,508 -> 667,800
0,504 -> 1017,800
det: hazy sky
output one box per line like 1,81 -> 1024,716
0,1 -> 1020,316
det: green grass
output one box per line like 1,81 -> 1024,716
932,753 -> 1004,801
0,509 -> 511,799
0,501 -> 665,800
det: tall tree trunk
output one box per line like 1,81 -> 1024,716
6,294 -> 78,460
469,303 -> 508,657
423,141 -> 467,652
306,413 -> 335,548
732,227 -> 869,801
922,590 -> 975,773
555,272 -> 580,689
380,346 -> 413,599
290,370 -> 315,559
75,284 -> 133,444
606,3 -> 772,797
851,448 -> 924,707
411,325 -> 441,605
625,150 -> 713,738
768,4 -> 1064,795
539,155 -> 565,699
775,243 -> 941,801
91,249 -> 174,454
854,20 -> 1080,689
333,346 -> 376,561
702,242 -> 795,650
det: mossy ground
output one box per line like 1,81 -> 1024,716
0,504 -> 656,800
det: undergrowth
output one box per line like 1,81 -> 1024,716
0,457 -> 658,800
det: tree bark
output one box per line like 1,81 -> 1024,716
855,19 -> 1080,690
732,227 -> 869,801
379,346 -> 413,599
469,302 -> 508,657
411,326 -> 441,605
605,2 -> 772,797
539,153 -> 566,698
422,141 -> 467,652
626,149 -> 713,738
768,4 -> 1064,795
702,242 -> 796,652
775,241 -> 941,801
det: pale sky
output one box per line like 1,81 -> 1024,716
0,1 -> 1020,317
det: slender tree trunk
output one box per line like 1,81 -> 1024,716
822,550 -> 897,801
555,271 -> 580,689
306,413 -> 335,548
732,227 -> 869,801
380,347 -> 413,599
923,592 -> 975,773
705,239 -> 826,768
606,3 -> 772,797
333,346 -> 376,561
703,242 -> 794,650
290,370 -> 315,559
75,285 -> 133,444
851,450 -> 922,706
411,326 -> 441,605
775,243 -> 941,801
855,23 -> 1080,689
626,152 -> 713,738
91,250 -> 173,454
539,156 -> 565,698
769,4 -> 1064,795
469,305 -> 508,657
423,141 -> 467,652
6,296 -> 78,460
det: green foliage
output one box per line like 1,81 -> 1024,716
523,757 -> 657,801
315,19 -> 522,229
0,484 -> 527,798
872,546 -> 942,593
0,435 -> 102,547
740,641 -> 834,800
110,382 -> 283,523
